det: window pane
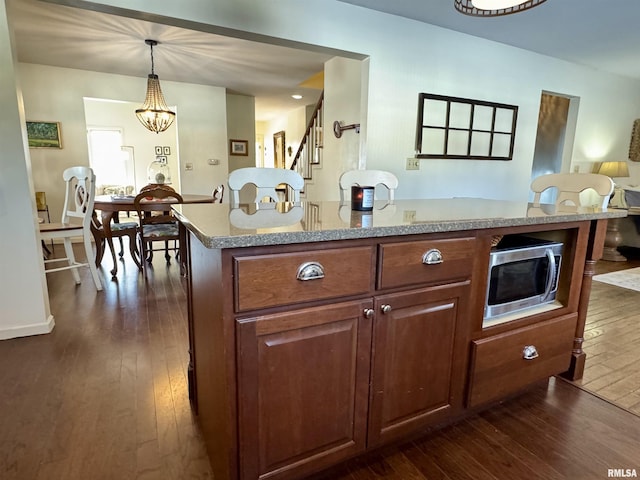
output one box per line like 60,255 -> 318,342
88,129 -> 133,190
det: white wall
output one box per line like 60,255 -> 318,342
70,0 -> 640,201
22,63 -> 228,222
1,0 -> 53,339
227,93 -> 256,203
305,56 -> 364,201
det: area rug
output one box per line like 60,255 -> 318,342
593,267 -> 640,292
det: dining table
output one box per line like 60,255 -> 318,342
93,193 -> 214,275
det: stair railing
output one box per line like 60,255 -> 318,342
291,91 -> 324,181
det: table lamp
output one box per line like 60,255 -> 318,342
597,161 -> 629,179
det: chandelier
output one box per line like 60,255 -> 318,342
135,39 -> 176,134
454,0 -> 547,17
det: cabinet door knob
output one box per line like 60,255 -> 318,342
422,248 -> 443,265
363,308 -> 374,319
381,304 -> 392,314
523,345 -> 539,360
296,262 -> 325,281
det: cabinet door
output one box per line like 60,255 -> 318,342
236,300 -> 373,480
368,281 -> 470,447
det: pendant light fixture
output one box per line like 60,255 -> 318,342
135,39 -> 175,134
454,0 -> 547,17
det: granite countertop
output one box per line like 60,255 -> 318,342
172,198 -> 627,249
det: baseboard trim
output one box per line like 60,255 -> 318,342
0,314 -> 55,340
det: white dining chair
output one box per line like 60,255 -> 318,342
228,167 -> 304,205
530,173 -> 614,209
339,169 -> 398,203
39,166 -> 103,290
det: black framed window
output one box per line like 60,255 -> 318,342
415,93 -> 518,160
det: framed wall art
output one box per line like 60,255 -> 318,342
26,121 -> 62,149
415,93 -> 518,161
230,139 -> 248,156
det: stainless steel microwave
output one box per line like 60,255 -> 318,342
484,236 -> 563,323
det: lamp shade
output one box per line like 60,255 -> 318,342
598,161 -> 630,178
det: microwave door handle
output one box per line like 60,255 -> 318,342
543,248 -> 557,300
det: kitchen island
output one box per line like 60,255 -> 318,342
173,198 -> 625,480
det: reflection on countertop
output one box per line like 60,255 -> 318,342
172,198 -> 626,249
228,202 -> 304,231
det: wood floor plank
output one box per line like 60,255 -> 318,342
413,426 -> 498,480
464,416 -> 563,480
441,421 -> 547,480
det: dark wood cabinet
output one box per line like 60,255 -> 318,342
236,300 -> 373,480
182,218 -> 604,480
467,313 -> 578,407
368,281 -> 470,446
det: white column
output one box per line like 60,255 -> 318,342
0,0 -> 54,339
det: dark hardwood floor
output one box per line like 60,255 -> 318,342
2,243 -> 640,479
575,253 -> 640,415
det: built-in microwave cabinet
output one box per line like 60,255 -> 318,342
465,224 -> 591,409
474,223 -> 590,336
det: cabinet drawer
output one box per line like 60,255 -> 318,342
378,237 -> 476,289
467,313 -> 577,407
234,246 -> 374,312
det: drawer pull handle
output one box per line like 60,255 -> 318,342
363,308 -> 374,319
523,345 -> 539,360
296,262 -> 325,281
422,249 -> 443,265
381,304 -> 392,314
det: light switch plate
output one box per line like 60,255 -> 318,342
406,158 -> 420,170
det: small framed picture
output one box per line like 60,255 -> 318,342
26,121 -> 63,149
155,146 -> 163,155
163,146 -> 171,155
156,155 -> 167,164
230,139 -> 248,156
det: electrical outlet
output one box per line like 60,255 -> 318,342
185,163 -> 193,171
403,210 -> 416,222
406,158 -> 420,170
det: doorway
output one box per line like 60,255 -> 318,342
273,131 -> 286,169
530,92 -> 578,204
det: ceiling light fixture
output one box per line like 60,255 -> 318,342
454,0 -> 547,17
292,94 -> 303,100
135,39 -> 175,134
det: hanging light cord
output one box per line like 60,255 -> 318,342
149,42 -> 155,75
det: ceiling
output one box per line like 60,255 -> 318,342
339,0 -> 640,81
7,0 -> 335,122
9,0 -> 640,125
